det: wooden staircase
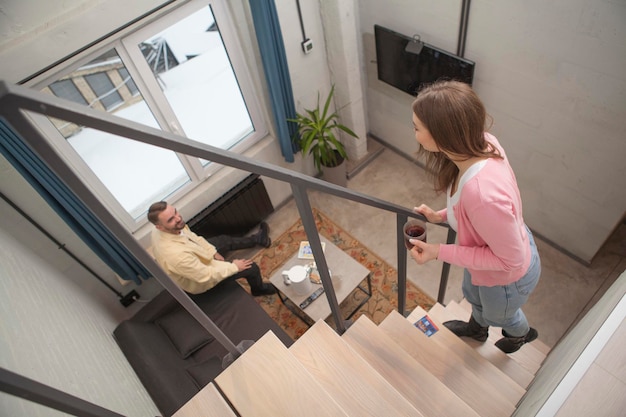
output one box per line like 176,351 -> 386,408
173,300 -> 550,417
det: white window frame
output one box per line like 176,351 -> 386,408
27,0 -> 267,231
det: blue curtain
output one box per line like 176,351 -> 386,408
249,0 -> 298,162
0,118 -> 149,285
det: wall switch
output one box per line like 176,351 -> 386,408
301,38 -> 313,54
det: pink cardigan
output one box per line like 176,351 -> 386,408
436,135 -> 531,287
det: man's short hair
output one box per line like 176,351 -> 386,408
147,201 -> 167,225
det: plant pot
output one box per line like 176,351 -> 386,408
321,150 -> 347,187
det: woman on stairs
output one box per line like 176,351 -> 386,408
407,80 -> 541,354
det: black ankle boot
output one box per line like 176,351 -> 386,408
495,327 -> 538,354
251,283 -> 277,296
254,222 -> 271,248
443,315 -> 489,342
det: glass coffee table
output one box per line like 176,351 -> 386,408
268,235 -> 371,326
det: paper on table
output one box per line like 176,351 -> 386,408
298,241 -> 326,259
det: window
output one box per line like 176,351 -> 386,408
35,0 -> 266,228
124,6 -> 254,157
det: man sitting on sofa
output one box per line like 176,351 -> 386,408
147,201 -> 276,296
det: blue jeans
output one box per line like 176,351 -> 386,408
462,227 -> 541,337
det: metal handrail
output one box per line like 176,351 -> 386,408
0,80 -> 455,344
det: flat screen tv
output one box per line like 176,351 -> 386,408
374,24 -> 475,96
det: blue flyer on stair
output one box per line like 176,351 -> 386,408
414,315 -> 439,337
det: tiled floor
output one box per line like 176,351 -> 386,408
262,141 -> 626,348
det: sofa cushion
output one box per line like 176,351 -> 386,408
156,308 -> 214,359
113,321 -> 200,417
185,357 -> 224,390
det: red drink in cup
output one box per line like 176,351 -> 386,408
403,219 -> 427,250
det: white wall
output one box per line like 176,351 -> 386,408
360,0 -> 626,263
0,154 -> 163,416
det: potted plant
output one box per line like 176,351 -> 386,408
289,85 -> 359,186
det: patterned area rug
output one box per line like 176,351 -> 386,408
243,209 -> 435,341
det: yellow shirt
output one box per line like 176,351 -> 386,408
151,225 -> 239,294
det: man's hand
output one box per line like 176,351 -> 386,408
409,240 -> 440,265
232,259 -> 253,271
214,253 -> 225,261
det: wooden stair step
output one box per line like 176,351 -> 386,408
379,310 -> 517,417
290,320 -> 422,416
172,382 -> 236,417
342,315 -> 480,417
450,300 -> 545,374
459,298 -> 552,355
419,302 -> 535,388
215,331 -> 348,417
409,305 -> 527,401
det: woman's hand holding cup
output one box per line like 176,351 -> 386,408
409,239 -> 440,264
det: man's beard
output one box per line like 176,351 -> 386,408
174,220 -> 186,231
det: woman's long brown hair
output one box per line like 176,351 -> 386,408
412,80 -> 501,192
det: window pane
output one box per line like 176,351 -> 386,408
84,72 -> 123,110
137,5 -> 254,162
118,68 -> 139,95
43,49 -> 190,219
66,117 -> 190,219
49,79 -> 87,105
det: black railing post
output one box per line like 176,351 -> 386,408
437,228 -> 457,304
291,184 -> 346,334
397,213 -> 409,316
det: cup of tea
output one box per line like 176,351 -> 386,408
403,219 -> 427,250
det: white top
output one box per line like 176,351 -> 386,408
447,159 -> 488,232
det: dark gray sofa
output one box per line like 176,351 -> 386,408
113,279 -> 293,417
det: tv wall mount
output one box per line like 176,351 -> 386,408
405,34 -> 424,55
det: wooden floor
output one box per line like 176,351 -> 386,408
173,300 -> 549,417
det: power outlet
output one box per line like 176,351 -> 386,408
120,290 -> 140,307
